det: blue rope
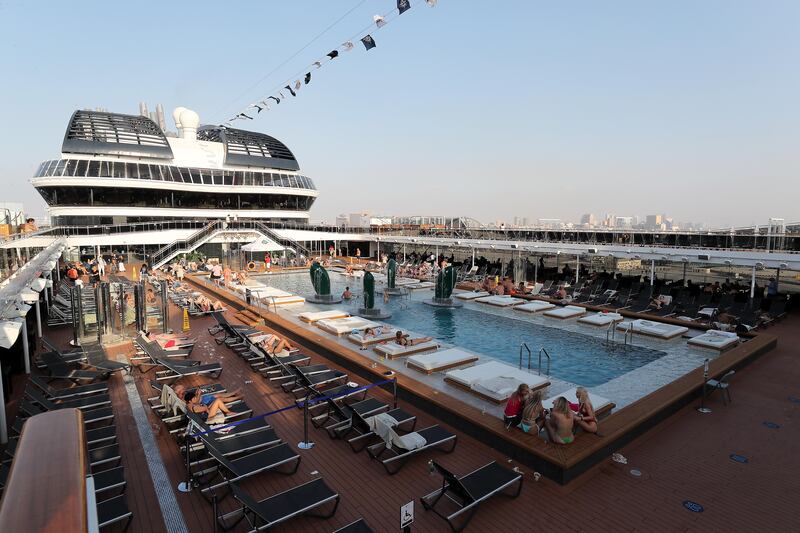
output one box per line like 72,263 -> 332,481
188,378 -> 395,437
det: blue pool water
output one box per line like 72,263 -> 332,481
255,273 -> 667,387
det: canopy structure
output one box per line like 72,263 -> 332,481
241,237 -> 285,253
0,319 -> 23,349
0,239 -> 65,321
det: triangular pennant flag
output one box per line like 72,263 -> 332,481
304,72 -> 311,84
361,34 -> 376,50
342,41 -> 355,52
397,0 -> 411,14
253,103 -> 265,113
327,50 -> 339,59
279,91 -> 285,99
238,113 -> 254,120
313,61 -> 322,69
426,0 -> 437,6
285,85 -> 296,97
294,80 -> 301,91
268,96 -> 280,104
374,15 -> 386,28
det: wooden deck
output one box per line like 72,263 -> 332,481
4,286 -> 798,531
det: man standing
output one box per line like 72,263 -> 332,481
97,255 -> 106,278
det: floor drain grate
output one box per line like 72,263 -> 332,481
729,454 -> 748,464
763,421 -> 781,429
683,500 -> 704,513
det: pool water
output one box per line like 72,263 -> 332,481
254,272 -> 667,387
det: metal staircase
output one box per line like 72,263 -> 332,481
148,220 -> 310,268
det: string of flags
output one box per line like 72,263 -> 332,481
226,0 -> 437,125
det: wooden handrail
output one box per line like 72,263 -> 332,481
0,409 -> 88,533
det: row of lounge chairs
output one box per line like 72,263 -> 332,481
2,345 -> 134,530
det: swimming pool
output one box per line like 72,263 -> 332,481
253,272 -> 669,388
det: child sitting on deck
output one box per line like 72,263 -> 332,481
519,390 -> 545,434
503,383 -> 530,428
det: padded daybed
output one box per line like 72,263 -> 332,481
578,312 -> 623,327
317,317 -> 380,336
543,387 -> 614,417
617,319 -> 688,339
474,295 -> 525,307
374,340 -> 439,359
444,361 -> 550,403
406,348 -> 479,374
454,291 -> 490,300
688,330 -> 739,350
513,301 -> 556,313
298,310 -> 350,323
543,305 -> 587,319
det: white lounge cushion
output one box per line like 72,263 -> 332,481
264,295 -> 305,305
578,312 -> 624,326
445,360 -> 514,388
617,319 -> 688,339
514,301 -> 556,313
298,310 -> 349,323
544,305 -> 587,319
407,348 -> 479,372
406,282 -> 435,290
347,329 -> 397,347
317,317 -> 380,335
466,365 -> 550,402
688,330 -> 739,350
375,340 -> 439,357
543,387 -> 612,413
474,295 -> 525,307
455,291 -> 490,300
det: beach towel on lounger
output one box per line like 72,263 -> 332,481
391,430 -> 426,451
160,385 -> 186,416
367,412 -> 399,444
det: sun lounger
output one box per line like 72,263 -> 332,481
688,330 -> 739,350
406,348 -> 479,374
454,291 -> 490,300
444,361 -> 550,403
317,317 -> 380,336
93,466 -> 127,498
544,305 -> 587,319
474,295 -> 525,307
374,340 -> 439,359
421,461 -> 523,532
367,424 -> 458,474
578,312 -> 624,327
41,354 -> 110,383
334,518 -> 374,533
96,494 -> 133,531
344,407 -> 418,452
543,388 -> 614,418
298,310 -> 350,323
154,357 -> 223,382
513,300 -> 556,313
18,397 -> 114,426
617,319 -> 688,339
347,328 -> 397,348
199,443 -> 301,496
25,386 -> 111,411
219,479 -> 340,531
29,375 -> 108,399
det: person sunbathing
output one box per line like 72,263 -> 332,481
146,331 -> 194,349
544,397 -> 575,444
184,389 -> 233,421
519,390 -> 545,434
263,335 -> 294,354
573,387 -> 598,434
649,295 -> 664,310
174,384 -> 243,404
394,331 -> 433,347
553,286 -> 568,299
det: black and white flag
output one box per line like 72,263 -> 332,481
268,96 -> 280,104
342,41 -> 355,52
397,0 -> 411,14
374,15 -> 386,28
304,72 -> 311,84
361,34 -> 376,50
285,85 -> 296,97
313,61 -> 322,69
327,50 -> 339,59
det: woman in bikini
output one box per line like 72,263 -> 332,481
174,384 -> 243,405
519,390 -> 545,434
573,387 -> 598,434
395,331 -> 433,347
184,389 -> 233,421
544,397 -> 576,444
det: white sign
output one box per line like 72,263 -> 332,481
400,500 -> 414,528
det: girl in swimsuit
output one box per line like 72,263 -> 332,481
545,397 -> 575,444
573,387 -> 598,434
519,390 -> 545,434
184,390 -> 233,421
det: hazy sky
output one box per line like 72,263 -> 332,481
1,1 -> 798,228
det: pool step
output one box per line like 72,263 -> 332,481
235,309 -> 263,327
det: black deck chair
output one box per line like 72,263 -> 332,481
250,345 -> 310,372
18,397 -> 114,426
313,396 -> 388,431
154,357 -> 223,382
147,380 -> 227,410
25,386 -> 111,411
302,381 -> 369,410
40,354 -> 109,383
89,444 -> 122,471
334,518 -> 375,533
134,334 -> 193,359
282,367 -> 349,400
367,425 -> 457,475
219,479 -> 340,531
10,416 -> 117,449
345,408 -> 418,452
93,466 -> 127,499
81,343 -> 132,374
199,442 -> 301,499
96,494 -> 133,531
29,374 -> 108,399
37,337 -> 85,366
184,413 -> 279,464
420,461 -> 523,532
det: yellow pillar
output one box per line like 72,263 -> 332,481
131,266 -> 138,281
182,307 -> 190,332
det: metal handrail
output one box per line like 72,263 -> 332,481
519,342 -> 531,370
606,322 -> 616,342
538,347 -> 551,376
623,323 -> 634,345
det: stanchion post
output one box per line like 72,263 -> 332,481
178,432 -> 194,492
393,378 -> 398,409
298,400 -> 315,450
697,358 -> 712,414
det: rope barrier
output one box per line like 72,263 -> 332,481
188,377 -> 396,438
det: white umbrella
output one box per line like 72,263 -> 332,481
0,319 -> 23,349
241,238 -> 286,253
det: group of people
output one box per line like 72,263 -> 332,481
64,255 -> 125,287
504,384 -> 597,445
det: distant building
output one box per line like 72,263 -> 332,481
580,213 -> 596,226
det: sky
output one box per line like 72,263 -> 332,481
0,0 -> 798,228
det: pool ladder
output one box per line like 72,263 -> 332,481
606,322 -> 634,345
519,342 -> 551,376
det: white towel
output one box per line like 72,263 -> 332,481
392,430 -> 426,451
474,375 -> 518,394
367,413 -> 395,444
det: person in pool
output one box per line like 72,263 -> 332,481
342,286 -> 353,299
519,390 -> 545,434
545,397 -> 575,444
504,383 -> 530,428
394,331 -> 433,347
573,387 -> 598,434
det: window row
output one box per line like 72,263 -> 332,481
34,159 -> 316,189
36,187 -> 316,211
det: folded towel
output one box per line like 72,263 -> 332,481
373,412 -> 399,428
392,430 -> 426,451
